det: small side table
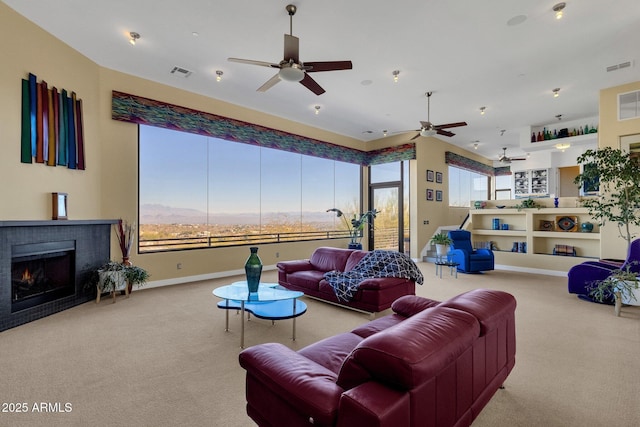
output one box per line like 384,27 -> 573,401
435,261 -> 460,279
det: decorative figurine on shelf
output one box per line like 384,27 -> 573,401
554,197 -> 559,208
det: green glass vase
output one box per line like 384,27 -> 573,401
244,247 -> 262,293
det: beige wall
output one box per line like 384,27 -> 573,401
6,3 -> 634,283
598,81 -> 640,259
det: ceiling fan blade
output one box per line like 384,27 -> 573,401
434,121 -> 467,130
304,61 -> 353,72
228,58 -> 280,68
256,73 -> 281,92
299,73 -> 325,95
409,133 -> 421,141
284,34 -> 299,63
436,129 -> 455,137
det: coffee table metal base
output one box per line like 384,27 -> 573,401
216,297 -> 306,348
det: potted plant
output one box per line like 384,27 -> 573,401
588,264 -> 640,316
327,208 -> 379,250
574,147 -> 640,252
97,260 -> 150,301
430,233 -> 453,258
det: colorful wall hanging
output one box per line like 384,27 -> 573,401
20,73 -> 85,169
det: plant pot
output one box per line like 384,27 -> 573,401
98,270 -> 127,293
348,242 -> 363,250
435,244 -> 449,257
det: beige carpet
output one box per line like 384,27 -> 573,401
0,263 -> 639,427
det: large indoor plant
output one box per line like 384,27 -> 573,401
327,208 -> 378,249
589,264 -> 639,316
574,147 -> 640,252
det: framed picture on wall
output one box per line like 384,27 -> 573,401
436,171 -> 443,183
436,190 -> 443,202
426,189 -> 434,201
52,192 -> 68,220
426,170 -> 434,182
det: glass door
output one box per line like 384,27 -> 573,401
370,185 -> 402,252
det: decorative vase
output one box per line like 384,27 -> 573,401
244,247 -> 262,293
474,201 -> 482,209
121,257 -> 133,294
581,222 -> 594,233
435,244 -> 449,258
554,197 -> 559,208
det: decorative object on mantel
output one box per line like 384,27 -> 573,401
51,192 -> 68,220
244,247 -> 263,293
21,73 -> 85,169
581,222 -> 594,233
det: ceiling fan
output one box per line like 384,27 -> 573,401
401,92 -> 467,140
227,4 -> 352,96
498,147 -> 527,163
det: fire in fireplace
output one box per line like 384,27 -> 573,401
11,241 -> 76,313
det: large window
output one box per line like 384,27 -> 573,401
448,166 -> 489,207
139,125 -> 361,252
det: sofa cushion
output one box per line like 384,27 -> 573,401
350,314 -> 406,339
310,247 -> 354,272
286,270 -> 326,291
440,288 -> 517,335
391,295 -> 440,317
336,306 -> 480,391
299,332 -> 364,375
344,250 -> 367,271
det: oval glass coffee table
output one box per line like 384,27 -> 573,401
212,281 -> 306,348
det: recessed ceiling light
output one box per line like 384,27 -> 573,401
192,32 -> 199,37
507,15 -> 527,26
553,2 -> 566,20
360,80 -> 373,86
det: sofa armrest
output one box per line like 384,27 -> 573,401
277,259 -> 313,274
239,343 -> 344,426
336,381 -> 410,427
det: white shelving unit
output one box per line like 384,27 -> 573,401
468,208 -> 600,271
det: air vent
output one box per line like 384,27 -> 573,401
170,66 -> 193,78
606,61 -> 633,72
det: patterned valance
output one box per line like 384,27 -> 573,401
111,91 -> 414,166
445,151 -> 511,176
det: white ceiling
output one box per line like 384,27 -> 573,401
5,0 -> 640,160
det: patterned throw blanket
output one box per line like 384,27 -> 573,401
324,250 -> 424,302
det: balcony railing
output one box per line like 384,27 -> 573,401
139,229 -> 352,253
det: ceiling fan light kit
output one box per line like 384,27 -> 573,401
227,4 -> 352,95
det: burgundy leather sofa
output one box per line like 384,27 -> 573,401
277,246 -> 416,313
239,288 -> 517,427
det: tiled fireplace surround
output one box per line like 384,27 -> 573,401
0,220 -> 115,332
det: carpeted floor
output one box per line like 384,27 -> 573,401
0,262 -> 638,427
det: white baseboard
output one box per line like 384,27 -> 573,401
141,264 -> 278,290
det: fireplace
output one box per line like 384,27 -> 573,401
0,220 -> 116,331
11,241 -> 76,313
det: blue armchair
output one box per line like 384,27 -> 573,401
447,230 -> 495,273
567,239 -> 640,303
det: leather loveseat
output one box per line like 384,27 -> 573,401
277,246 -> 417,313
239,288 -> 517,427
